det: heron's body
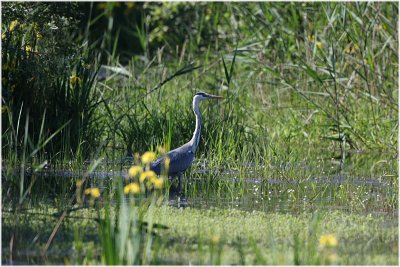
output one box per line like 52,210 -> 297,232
149,92 -> 222,192
150,142 -> 195,176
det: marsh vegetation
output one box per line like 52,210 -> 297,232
1,2 -> 398,265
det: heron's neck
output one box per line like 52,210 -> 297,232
189,100 -> 201,152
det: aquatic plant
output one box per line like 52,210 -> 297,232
95,151 -> 168,265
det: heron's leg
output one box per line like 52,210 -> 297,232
178,172 -> 183,195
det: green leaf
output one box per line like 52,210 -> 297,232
301,62 -> 323,84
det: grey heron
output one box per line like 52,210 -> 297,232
150,91 -> 223,193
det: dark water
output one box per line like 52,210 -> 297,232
3,155 -> 397,214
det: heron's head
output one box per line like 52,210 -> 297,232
194,91 -> 223,102
192,91 -> 223,113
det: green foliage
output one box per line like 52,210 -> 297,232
3,2 -> 397,161
2,2 -> 100,159
143,2 -> 233,54
89,2 -> 398,161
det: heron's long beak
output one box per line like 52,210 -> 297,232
208,94 -> 224,100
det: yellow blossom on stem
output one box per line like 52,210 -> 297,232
152,177 -> 164,189
128,165 -> 142,177
141,151 -> 156,164
157,145 -> 166,154
84,188 -> 100,198
211,235 -> 220,244
164,156 -> 171,168
319,234 -> 338,248
76,179 -> 83,188
124,183 -> 140,194
140,170 -> 157,183
70,75 -> 82,87
9,20 -> 19,31
345,43 -> 360,54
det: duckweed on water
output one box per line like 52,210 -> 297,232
2,206 -> 397,265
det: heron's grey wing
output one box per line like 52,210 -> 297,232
166,146 -> 195,175
150,144 -> 195,176
149,156 -> 165,175
149,151 -> 181,175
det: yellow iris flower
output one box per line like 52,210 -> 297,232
141,151 -> 156,164
84,188 -> 101,198
128,165 -> 142,177
140,170 -> 157,183
319,234 -> 338,248
124,183 -> 140,194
